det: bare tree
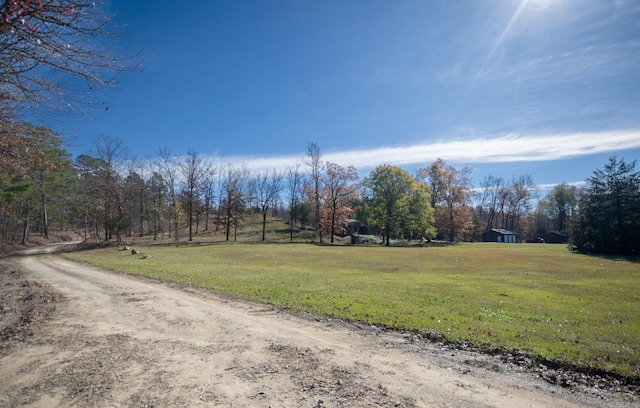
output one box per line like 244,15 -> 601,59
1,0 -> 137,117
178,149 -> 212,241
252,169 -> 284,241
478,174 -> 536,237
147,171 -> 166,240
219,165 -> 249,241
416,161 -> 444,209
157,147 -> 180,241
121,169 -> 145,239
201,167 -> 218,233
304,142 -> 323,243
94,135 -> 129,243
128,158 -> 152,238
478,175 -> 504,231
286,164 -> 304,241
73,154 -> 103,243
505,174 -> 537,234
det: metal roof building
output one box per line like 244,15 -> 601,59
482,228 -> 517,243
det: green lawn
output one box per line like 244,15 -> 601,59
64,242 -> 640,378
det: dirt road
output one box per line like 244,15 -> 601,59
0,246 -> 633,407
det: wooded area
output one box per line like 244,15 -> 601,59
2,124 -> 638,255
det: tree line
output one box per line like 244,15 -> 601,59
2,1 -> 638,255
2,125 -> 637,254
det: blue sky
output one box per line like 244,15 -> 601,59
55,0 -> 640,191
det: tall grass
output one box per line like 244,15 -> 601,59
64,242 -> 640,377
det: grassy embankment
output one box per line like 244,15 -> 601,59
64,242 -> 639,378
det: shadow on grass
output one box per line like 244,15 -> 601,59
586,253 -> 640,264
570,249 -> 640,264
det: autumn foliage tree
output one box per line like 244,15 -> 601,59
319,162 -> 359,243
416,159 -> 474,241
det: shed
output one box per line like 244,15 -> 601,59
345,219 -> 360,236
482,228 -> 517,243
544,231 -> 569,244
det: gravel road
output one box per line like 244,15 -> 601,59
0,244 -> 635,407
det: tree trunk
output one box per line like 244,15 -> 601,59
173,200 -> 179,242
174,214 -> 179,242
225,206 -> 231,241
40,171 -> 49,239
316,183 -> 322,244
385,220 -> 391,247
117,207 -> 123,244
262,210 -> 267,241
104,203 -> 109,241
449,211 -> 455,242
188,196 -> 194,241
153,208 -> 158,241
290,202 -> 294,241
486,210 -> 494,231
21,217 -> 29,246
330,204 -> 336,243
139,192 -> 144,238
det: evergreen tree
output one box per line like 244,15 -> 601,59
572,156 -> 640,255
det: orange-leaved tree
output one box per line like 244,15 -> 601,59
416,159 -> 474,242
319,162 -> 359,243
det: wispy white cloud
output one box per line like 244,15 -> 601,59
223,129 -> 640,173
536,180 -> 587,191
437,39 -> 640,88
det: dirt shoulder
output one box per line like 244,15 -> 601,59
0,248 -> 637,407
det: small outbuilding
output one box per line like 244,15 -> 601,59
344,219 -> 360,236
544,231 -> 569,244
482,228 -> 518,243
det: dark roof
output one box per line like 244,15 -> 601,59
489,229 -> 517,235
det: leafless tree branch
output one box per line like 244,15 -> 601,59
1,0 -> 139,118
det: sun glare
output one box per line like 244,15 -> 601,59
488,0 -> 556,59
525,0 -> 557,11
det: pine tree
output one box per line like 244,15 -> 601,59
572,156 -> 640,255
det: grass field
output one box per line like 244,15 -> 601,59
64,241 -> 640,378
